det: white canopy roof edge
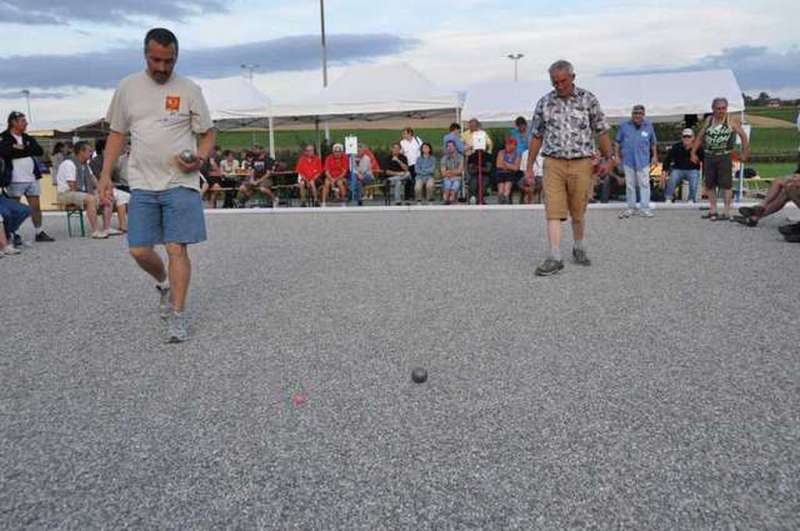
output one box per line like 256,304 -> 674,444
461,69 -> 745,125
270,63 -> 463,120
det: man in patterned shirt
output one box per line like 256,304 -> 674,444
525,60 -> 614,276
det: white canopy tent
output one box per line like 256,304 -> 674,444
460,69 -> 744,125
271,63 -> 464,122
193,76 -> 276,157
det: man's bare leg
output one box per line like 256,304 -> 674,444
130,246 -> 167,283
547,219 -> 562,258
165,243 -> 191,312
707,188 -> 717,215
723,189 -> 733,217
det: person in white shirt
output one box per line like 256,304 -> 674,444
56,142 -> 119,239
400,127 -> 423,201
0,111 -> 55,243
220,150 -> 240,176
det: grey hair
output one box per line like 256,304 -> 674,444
549,60 -> 574,76
712,97 -> 728,108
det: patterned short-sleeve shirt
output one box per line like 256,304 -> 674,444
530,86 -> 609,159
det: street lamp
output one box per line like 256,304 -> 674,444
507,53 -> 524,82
240,63 -> 259,83
21,89 -> 31,122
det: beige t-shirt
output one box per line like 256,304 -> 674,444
105,71 -> 213,191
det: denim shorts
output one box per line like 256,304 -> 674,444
128,187 -> 206,248
442,178 -> 461,192
5,180 -> 41,197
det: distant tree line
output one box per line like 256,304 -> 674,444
743,91 -> 800,107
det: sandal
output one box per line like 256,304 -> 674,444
702,212 -> 718,220
717,214 -> 729,221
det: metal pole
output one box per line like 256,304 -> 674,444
22,89 -> 31,123
320,0 -> 330,143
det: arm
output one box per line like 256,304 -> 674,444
733,121 -> 750,161
650,127 -> 659,165
596,132 -> 613,176
525,136 -> 543,177
661,146 -> 673,173
691,121 -> 707,163
26,135 -> 45,158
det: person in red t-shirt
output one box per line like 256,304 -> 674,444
322,143 -> 349,206
295,145 -> 323,207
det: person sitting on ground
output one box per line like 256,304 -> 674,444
780,176 -> 800,242
662,128 -> 703,203
352,144 -> 375,206
55,141 -> 119,239
495,136 -> 520,204
443,123 -> 465,155
237,146 -> 277,207
733,164 -> 800,228
440,140 -> 463,205
384,142 -> 411,206
296,145 -> 323,207
414,142 -> 436,204
0,194 -> 30,256
322,143 -> 348,207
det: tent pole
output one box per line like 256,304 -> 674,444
738,109 -> 745,203
315,118 -> 321,156
268,116 -> 275,160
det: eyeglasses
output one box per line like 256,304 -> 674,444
713,106 -> 727,111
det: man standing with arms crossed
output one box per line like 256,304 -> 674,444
98,28 -> 215,343
526,60 -> 614,276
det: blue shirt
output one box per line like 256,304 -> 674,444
442,132 -> 464,155
510,127 -> 531,157
415,154 -> 436,178
616,119 -> 657,170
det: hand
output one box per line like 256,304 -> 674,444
12,143 -> 24,150
97,176 -> 114,203
690,153 -> 699,165
742,149 -> 750,162
175,155 -> 202,173
525,168 -> 534,181
596,160 -> 612,177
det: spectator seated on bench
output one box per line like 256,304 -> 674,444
734,164 -> 800,231
55,141 -> 121,239
495,136 -> 521,205
0,194 -> 30,256
352,144 -> 375,206
296,145 -> 323,207
518,149 -> 543,204
384,142 -> 411,206
237,146 -> 278,208
414,143 -> 436,204
440,140 -> 463,205
322,144 -> 348,207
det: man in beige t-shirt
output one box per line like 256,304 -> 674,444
98,27 -> 216,344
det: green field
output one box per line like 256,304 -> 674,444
749,162 -> 797,178
747,106 -> 799,123
749,128 -> 800,155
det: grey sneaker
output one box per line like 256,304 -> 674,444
535,257 -> 565,276
157,285 -> 171,320
618,209 -> 634,219
166,312 -> 189,343
640,210 -> 654,218
572,248 -> 592,266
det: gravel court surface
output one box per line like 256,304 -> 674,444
1,208 -> 799,529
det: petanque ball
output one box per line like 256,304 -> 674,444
411,367 -> 428,384
179,149 -> 197,163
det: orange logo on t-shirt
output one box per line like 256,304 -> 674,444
165,96 -> 181,112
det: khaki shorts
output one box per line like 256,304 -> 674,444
57,191 -> 91,207
543,157 -> 593,221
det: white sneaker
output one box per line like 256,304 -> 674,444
665,199 -> 673,204
166,312 -> 189,343
91,230 -> 108,239
107,228 -> 124,236
2,245 -> 20,255
640,210 -> 654,218
618,209 -> 634,219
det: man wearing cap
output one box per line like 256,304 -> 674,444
662,128 -> 703,203
526,60 -> 614,276
322,143 -> 348,207
97,28 -> 216,343
616,105 -> 658,218
0,111 -> 55,243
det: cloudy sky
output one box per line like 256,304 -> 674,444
1,0 -> 798,127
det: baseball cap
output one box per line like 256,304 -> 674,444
7,111 -> 25,123
681,128 -> 694,137
332,143 -> 344,151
